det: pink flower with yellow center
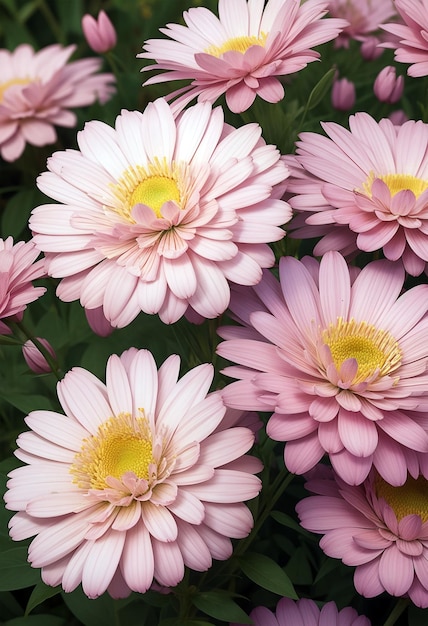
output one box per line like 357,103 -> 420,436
297,464 -> 428,608
218,251 -> 428,486
286,113 -> 428,276
0,43 -> 115,162
138,0 -> 348,114
30,97 -> 291,326
4,348 -> 262,599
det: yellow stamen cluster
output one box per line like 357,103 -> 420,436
322,317 -> 401,384
375,474 -> 428,522
70,412 -> 154,490
205,32 -> 267,57
0,77 -> 31,103
362,172 -> 428,199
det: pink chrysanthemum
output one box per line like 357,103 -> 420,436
297,464 -> 428,608
217,251 -> 428,486
326,0 -> 396,49
138,0 -> 348,114
30,97 -> 290,326
0,43 -> 115,162
382,0 -> 428,77
4,348 -> 262,599
286,112 -> 428,276
231,597 -> 371,626
0,236 -> 46,334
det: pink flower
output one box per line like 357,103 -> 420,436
138,0 -> 348,114
373,66 -> 404,103
326,0 -> 396,49
0,43 -> 115,162
331,77 -> 356,111
297,464 -> 428,608
360,36 -> 384,60
0,237 -> 46,334
22,337 -> 56,374
30,97 -> 291,326
82,10 -> 117,54
382,0 -> 428,77
231,597 -> 371,626
4,348 -> 262,599
218,251 -> 428,486
286,112 -> 428,276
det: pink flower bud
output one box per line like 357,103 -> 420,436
81,10 -> 117,54
85,306 -> 114,337
388,109 -> 409,126
22,337 -> 56,374
360,36 -> 384,61
331,77 -> 356,111
373,66 -> 404,104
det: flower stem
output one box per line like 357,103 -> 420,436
382,598 -> 409,626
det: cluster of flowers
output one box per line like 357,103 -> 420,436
2,0 -> 428,623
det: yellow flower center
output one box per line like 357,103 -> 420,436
322,317 -> 401,384
375,474 -> 428,522
363,172 -> 428,198
205,32 -> 267,57
70,413 -> 154,490
0,77 -> 31,103
110,157 -> 185,221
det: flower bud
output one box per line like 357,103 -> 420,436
360,36 -> 384,61
331,77 -> 356,111
22,337 -> 56,374
81,10 -> 117,54
373,66 -> 404,104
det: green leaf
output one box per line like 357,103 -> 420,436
2,189 -> 39,239
271,510 -> 314,539
4,616 -> 66,626
62,588 -> 127,626
238,552 -> 298,599
305,68 -> 336,111
0,548 -> 40,591
192,591 -> 252,624
25,583 -> 61,615
1,392 -> 54,414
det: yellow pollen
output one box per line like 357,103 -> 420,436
375,474 -> 428,522
322,317 -> 401,384
129,175 -> 180,217
70,413 -> 154,490
205,32 -> 267,57
362,172 -> 428,198
0,77 -> 31,103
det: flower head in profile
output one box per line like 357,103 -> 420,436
382,0 -> 428,77
231,596 -> 371,626
326,0 -> 396,49
297,464 -> 428,608
0,43 -> 115,162
30,97 -> 291,326
0,237 -> 46,334
218,251 -> 428,486
138,0 -> 348,114
4,348 -> 262,599
286,113 -> 428,276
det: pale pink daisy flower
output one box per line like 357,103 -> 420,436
231,597 -> 371,626
286,112 -> 428,276
0,237 -> 46,335
382,0 -> 428,77
218,251 -> 428,486
297,464 -> 428,608
0,43 -> 115,162
4,348 -> 262,599
326,0 -> 396,50
138,0 -> 348,114
30,97 -> 291,326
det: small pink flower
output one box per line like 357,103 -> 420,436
4,349 -> 262,598
360,36 -> 384,60
373,66 -> 404,103
382,0 -> 428,77
82,10 -> 117,54
331,77 -> 356,111
231,597 -> 371,626
0,43 -> 115,161
138,0 -> 347,114
326,0 -> 396,49
218,251 -> 428,486
0,237 -> 46,334
22,337 -> 56,374
297,464 -> 428,608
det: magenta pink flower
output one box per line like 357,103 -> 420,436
30,97 -> 291,326
138,0 -> 347,114
218,251 -> 428,486
0,237 -> 46,334
4,348 -> 262,599
22,337 -> 56,374
0,43 -> 115,162
297,464 -> 428,608
373,66 -> 404,103
231,597 -> 371,626
326,0 -> 396,49
331,77 -> 356,111
82,10 -> 117,54
286,112 -> 428,276
382,0 -> 428,77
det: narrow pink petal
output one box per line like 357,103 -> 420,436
120,522 -> 154,593
354,559 -> 385,597
378,545 -> 414,595
152,539 -> 185,587
203,501 -> 254,538
176,520 -> 212,571
330,448 -> 373,485
81,529 -> 126,599
142,501 -> 177,542
283,432 -> 325,474
337,409 -> 379,457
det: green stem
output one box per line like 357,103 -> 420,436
382,598 -> 409,626
36,0 -> 64,44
